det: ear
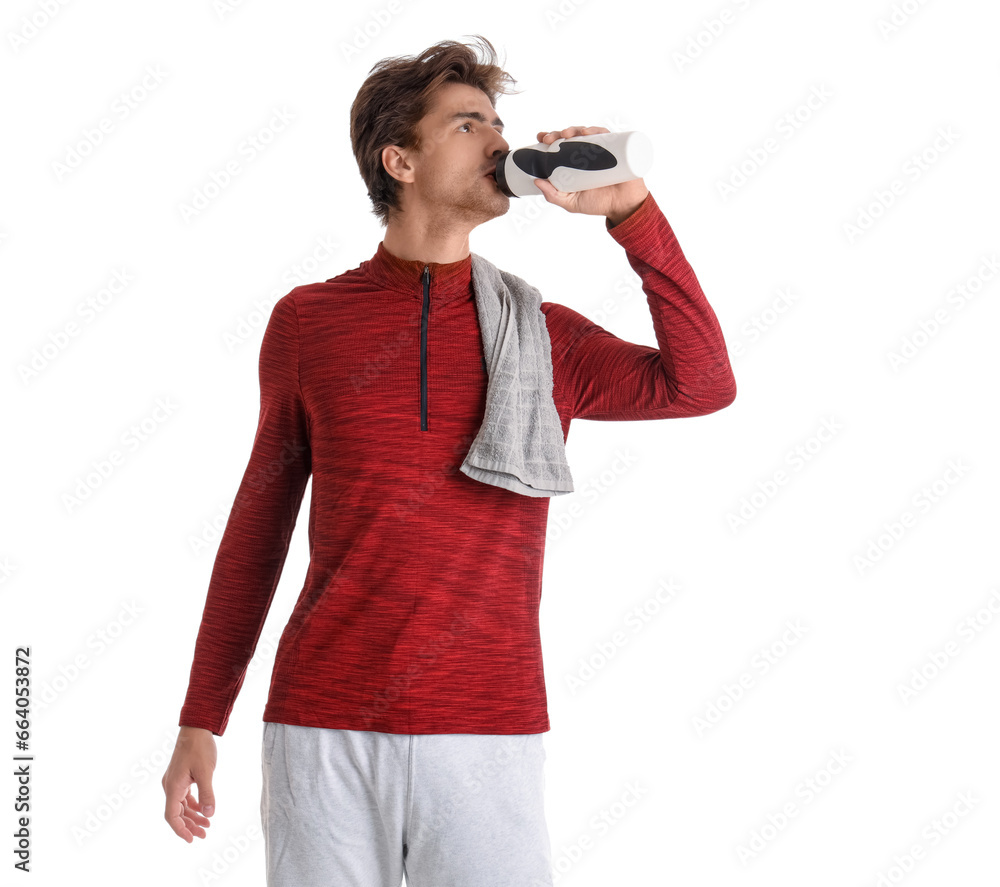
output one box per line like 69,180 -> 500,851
382,145 -> 416,185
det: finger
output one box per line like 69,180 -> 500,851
165,800 -> 195,843
539,130 -> 574,144
193,775 -> 216,819
539,127 -> 609,145
534,178 -> 566,203
183,791 -> 211,827
180,790 -> 212,835
164,780 -> 211,841
184,787 -> 208,815
570,126 -> 608,139
181,810 -> 209,839
164,779 -> 194,842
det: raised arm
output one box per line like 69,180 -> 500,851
542,190 -> 737,421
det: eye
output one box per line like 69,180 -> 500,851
458,122 -> 503,135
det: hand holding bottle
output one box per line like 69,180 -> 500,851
498,125 -> 651,224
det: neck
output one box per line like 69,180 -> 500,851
381,207 -> 475,266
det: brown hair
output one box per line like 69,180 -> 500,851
350,35 -> 521,227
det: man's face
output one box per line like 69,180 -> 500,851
396,81 -> 511,227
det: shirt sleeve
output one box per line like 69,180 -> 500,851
178,294 -> 312,736
542,191 -> 737,421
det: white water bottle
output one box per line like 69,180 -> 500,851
493,130 -> 653,198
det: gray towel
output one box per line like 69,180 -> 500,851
459,253 -> 575,497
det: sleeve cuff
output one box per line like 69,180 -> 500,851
605,190 -> 658,240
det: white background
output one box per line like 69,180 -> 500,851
2,0 -> 999,884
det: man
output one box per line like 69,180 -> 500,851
163,35 -> 736,886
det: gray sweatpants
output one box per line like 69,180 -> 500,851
260,722 -> 555,886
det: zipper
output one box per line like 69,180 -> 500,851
420,265 -> 429,431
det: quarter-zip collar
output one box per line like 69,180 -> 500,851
366,240 -> 474,305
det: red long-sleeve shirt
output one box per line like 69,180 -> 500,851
178,191 -> 736,736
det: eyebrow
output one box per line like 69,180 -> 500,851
448,111 -> 504,130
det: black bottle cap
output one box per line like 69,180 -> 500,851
493,152 -> 517,198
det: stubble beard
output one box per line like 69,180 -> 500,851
438,172 -> 511,228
